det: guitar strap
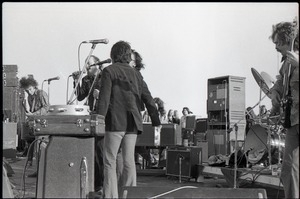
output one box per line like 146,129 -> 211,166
282,64 -> 295,128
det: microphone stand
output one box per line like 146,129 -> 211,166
47,80 -> 51,104
227,91 -> 269,189
267,114 -> 272,168
226,123 -> 239,189
41,81 -> 45,115
67,44 -> 97,105
233,123 -> 238,188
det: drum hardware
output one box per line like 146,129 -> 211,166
245,124 -> 285,166
266,115 -> 272,168
251,68 -> 275,125
251,68 -> 278,169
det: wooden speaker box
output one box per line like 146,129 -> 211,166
136,123 -> 181,146
36,136 -> 95,198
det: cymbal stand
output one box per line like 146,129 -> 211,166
258,79 -> 264,124
228,92 -> 269,189
266,115 -> 272,168
67,44 -> 97,105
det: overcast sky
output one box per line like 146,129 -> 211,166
2,2 -> 298,117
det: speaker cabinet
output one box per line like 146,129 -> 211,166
136,123 -> 181,146
166,146 -> 202,178
36,136 -> 95,198
121,186 -> 267,198
3,87 -> 19,122
195,118 -> 208,133
207,129 -> 231,156
3,122 -> 17,158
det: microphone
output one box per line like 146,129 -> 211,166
44,76 -> 60,82
82,39 -> 109,44
90,58 -> 112,67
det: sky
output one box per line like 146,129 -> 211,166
2,2 -> 299,118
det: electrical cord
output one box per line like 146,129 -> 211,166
20,138 -> 47,198
147,186 -> 198,199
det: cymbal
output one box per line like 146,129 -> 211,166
260,71 -> 275,89
251,68 -> 271,98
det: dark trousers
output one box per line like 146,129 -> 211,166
95,136 -> 104,189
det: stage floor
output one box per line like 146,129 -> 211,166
4,155 -> 285,198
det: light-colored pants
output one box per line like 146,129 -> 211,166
103,131 -> 137,198
281,124 -> 299,199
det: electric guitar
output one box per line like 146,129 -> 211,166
280,18 -> 298,128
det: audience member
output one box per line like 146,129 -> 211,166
180,107 -> 191,128
167,109 -> 174,123
153,97 -> 168,123
172,110 -> 181,125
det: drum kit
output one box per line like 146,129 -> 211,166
244,68 -> 286,167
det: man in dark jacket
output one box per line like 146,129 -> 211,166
96,41 -> 160,198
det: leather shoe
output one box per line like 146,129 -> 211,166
27,171 -> 37,178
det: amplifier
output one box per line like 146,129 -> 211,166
3,87 -> 19,122
195,118 -> 208,133
3,72 -> 18,87
3,122 -> 17,158
136,123 -> 181,146
166,146 -> 202,178
36,136 -> 95,198
3,65 -> 18,72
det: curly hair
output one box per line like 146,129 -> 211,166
153,97 -> 166,116
270,21 -> 299,51
19,76 -> 38,89
132,49 -> 145,71
110,41 -> 132,64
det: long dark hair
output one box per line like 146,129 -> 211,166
132,49 -> 145,71
154,97 -> 166,116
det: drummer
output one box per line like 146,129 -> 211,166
245,107 -> 257,134
258,105 -> 268,120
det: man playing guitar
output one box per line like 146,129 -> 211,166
269,19 -> 299,199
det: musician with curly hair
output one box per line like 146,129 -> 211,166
269,19 -> 299,198
19,75 -> 49,177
